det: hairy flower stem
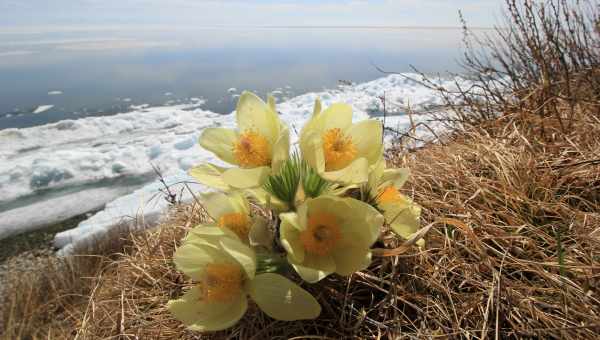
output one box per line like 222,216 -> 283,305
256,250 -> 290,274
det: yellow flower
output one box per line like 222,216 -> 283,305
190,92 -> 290,190
368,159 -> 422,245
169,227 -> 321,331
187,191 -> 272,248
279,196 -> 383,283
300,99 -> 383,184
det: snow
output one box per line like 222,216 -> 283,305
32,105 -> 54,114
0,73 -> 464,254
54,171 -> 205,255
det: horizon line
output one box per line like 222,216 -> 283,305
0,24 -> 496,34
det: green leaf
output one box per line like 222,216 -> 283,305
263,153 -> 302,206
301,160 -> 330,198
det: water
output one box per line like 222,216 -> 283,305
0,27 -> 468,130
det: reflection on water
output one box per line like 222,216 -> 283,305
0,27 -> 471,129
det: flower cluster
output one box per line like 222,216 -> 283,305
169,91 -> 422,331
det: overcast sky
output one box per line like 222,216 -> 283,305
0,0 -> 503,31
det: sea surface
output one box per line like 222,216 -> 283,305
0,27 -> 470,129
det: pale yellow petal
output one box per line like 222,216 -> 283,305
296,199 -> 309,232
236,91 -> 279,144
184,224 -> 239,246
387,201 -> 421,240
331,245 -> 371,276
219,237 -> 257,280
189,163 -> 230,191
381,168 -> 410,189
248,273 -> 321,321
368,157 -> 386,193
347,119 -> 383,165
312,98 -> 322,117
315,103 -> 353,132
341,197 -> 384,248
168,286 -> 247,332
271,124 -> 290,173
201,191 -> 247,221
223,166 -> 271,189
299,132 -> 325,173
173,242 -> 229,281
304,195 -> 340,216
321,157 -> 369,184
267,94 -> 276,113
279,212 -> 305,263
198,128 -> 238,165
298,98 -> 322,149
289,254 -> 335,283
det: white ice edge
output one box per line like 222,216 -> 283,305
32,105 -> 54,114
0,73 -> 467,255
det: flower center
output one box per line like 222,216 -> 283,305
300,212 -> 342,256
233,130 -> 271,168
377,186 -> 403,205
322,128 -> 357,171
199,263 -> 243,302
218,212 -> 251,240
377,185 -> 408,205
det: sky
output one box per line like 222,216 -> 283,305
0,0 -> 503,31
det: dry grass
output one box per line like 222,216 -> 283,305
2,107 -> 599,339
386,111 -> 600,338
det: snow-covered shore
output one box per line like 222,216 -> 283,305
0,73 -> 462,254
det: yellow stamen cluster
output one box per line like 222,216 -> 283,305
233,130 -> 271,168
300,212 -> 342,256
377,186 -> 403,205
377,186 -> 411,207
322,128 -> 357,171
218,212 -> 251,240
200,263 -> 243,302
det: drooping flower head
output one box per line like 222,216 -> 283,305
279,196 -> 384,283
300,99 -> 383,185
169,227 -> 321,331
191,92 -> 290,190
368,159 -> 422,244
187,191 -> 272,247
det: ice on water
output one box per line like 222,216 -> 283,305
0,74 -> 462,254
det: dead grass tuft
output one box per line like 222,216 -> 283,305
384,110 -> 600,338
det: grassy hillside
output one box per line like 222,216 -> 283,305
2,0 -> 599,338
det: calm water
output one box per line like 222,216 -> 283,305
0,27 -> 468,129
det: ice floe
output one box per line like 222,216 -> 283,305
32,105 -> 54,114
